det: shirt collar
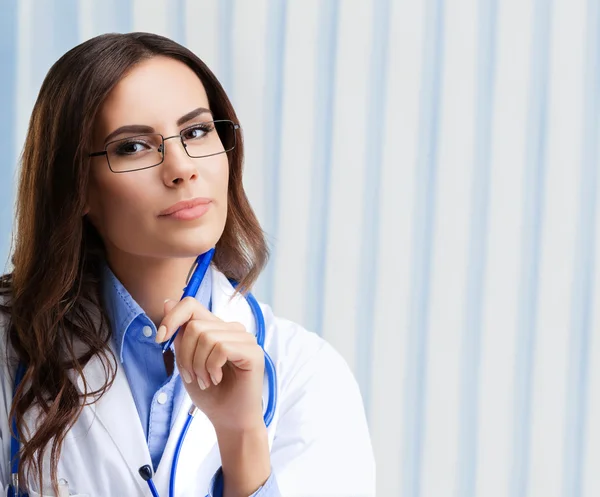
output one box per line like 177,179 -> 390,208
101,261 -> 213,363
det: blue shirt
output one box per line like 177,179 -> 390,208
102,264 -> 280,496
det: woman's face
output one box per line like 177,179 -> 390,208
86,56 -> 229,260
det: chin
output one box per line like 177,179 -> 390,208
163,243 -> 216,259
163,231 -> 223,257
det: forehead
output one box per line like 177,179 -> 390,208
95,56 -> 210,135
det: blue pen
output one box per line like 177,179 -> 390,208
161,248 -> 216,353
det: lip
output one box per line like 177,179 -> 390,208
159,197 -> 212,218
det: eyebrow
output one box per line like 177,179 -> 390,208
103,107 -> 213,145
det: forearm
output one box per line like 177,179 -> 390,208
215,423 -> 271,497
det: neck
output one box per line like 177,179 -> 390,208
104,248 -> 199,328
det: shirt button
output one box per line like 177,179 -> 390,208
142,325 -> 153,338
157,392 -> 168,405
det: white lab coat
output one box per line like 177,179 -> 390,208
0,267 -> 376,496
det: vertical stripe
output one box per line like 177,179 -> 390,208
169,0 -> 187,45
563,0 -> 600,495
456,0 -> 497,496
355,0 -> 392,418
218,0 -> 235,99
261,0 -> 288,306
53,0 -> 79,54
511,0 -> 553,496
92,0 -> 133,35
0,0 -> 18,269
31,0 -> 54,90
456,0 -> 497,497
305,0 -> 340,335
402,0 -> 444,495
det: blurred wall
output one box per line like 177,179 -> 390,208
0,1 -> 599,496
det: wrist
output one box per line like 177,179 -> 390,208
212,407 -> 265,433
216,424 -> 270,497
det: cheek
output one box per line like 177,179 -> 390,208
219,160 -> 230,222
208,156 -> 229,212
89,173 -> 156,244
212,155 -> 229,193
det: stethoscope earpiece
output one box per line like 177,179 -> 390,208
139,465 -> 160,497
138,465 -> 153,482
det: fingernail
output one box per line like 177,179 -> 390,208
156,325 -> 167,343
197,377 -> 207,390
181,368 -> 192,384
210,373 -> 219,386
164,298 -> 170,304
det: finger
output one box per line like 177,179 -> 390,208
155,299 -> 179,342
205,341 -> 263,386
175,323 -> 251,387
164,298 -> 178,315
156,296 -> 220,343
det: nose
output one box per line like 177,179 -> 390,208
160,135 -> 198,186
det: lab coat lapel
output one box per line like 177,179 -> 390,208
73,352 -> 150,495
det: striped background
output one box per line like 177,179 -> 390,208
0,1 -> 599,496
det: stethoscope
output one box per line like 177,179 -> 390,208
9,248 -> 278,497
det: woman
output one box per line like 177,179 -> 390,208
0,33 -> 374,497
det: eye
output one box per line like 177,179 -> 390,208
114,140 -> 152,155
182,123 -> 214,141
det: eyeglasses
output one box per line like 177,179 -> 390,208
88,120 -> 240,173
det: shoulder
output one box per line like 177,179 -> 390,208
261,303 -> 363,410
267,311 -> 345,379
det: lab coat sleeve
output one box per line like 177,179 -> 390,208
269,337 -> 376,497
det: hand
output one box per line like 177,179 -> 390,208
156,297 -> 265,431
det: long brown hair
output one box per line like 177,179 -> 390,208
0,32 -> 268,492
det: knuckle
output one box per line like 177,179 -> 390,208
185,320 -> 199,333
196,329 -> 213,347
231,321 -> 246,332
182,296 -> 196,306
187,320 -> 204,334
205,356 -> 217,370
213,341 -> 227,356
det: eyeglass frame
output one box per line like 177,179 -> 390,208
88,119 -> 241,173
